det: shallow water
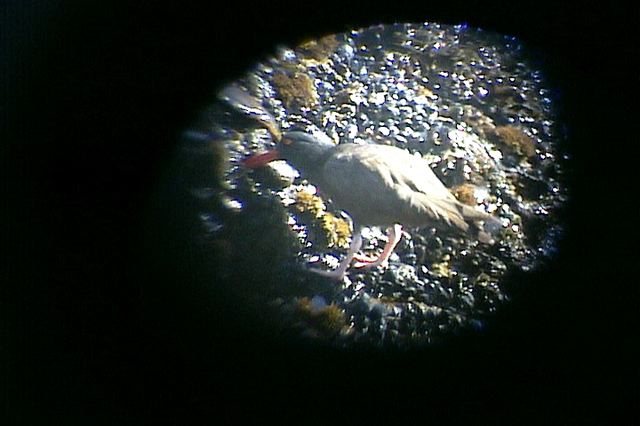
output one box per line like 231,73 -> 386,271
181,22 -> 568,347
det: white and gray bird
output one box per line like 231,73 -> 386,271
243,131 -> 501,280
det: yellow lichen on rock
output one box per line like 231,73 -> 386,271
296,297 -> 346,337
416,85 -> 438,100
272,71 -> 319,109
321,212 -> 351,249
293,190 -> 351,249
296,35 -> 340,62
293,189 -> 325,218
491,125 -> 537,158
452,183 -> 478,205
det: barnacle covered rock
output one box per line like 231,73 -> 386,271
184,22 -> 568,348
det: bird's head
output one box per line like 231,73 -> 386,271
242,131 -> 335,176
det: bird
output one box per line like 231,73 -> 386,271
243,131 -> 501,280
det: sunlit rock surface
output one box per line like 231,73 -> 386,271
181,23 -> 568,347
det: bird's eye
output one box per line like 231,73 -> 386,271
282,138 -> 292,146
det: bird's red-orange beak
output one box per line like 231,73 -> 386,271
241,149 -> 281,168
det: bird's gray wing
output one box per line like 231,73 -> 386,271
321,144 -> 469,229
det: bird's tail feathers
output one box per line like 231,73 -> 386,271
459,204 -> 503,244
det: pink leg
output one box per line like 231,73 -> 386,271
308,229 -> 363,281
353,224 -> 403,269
